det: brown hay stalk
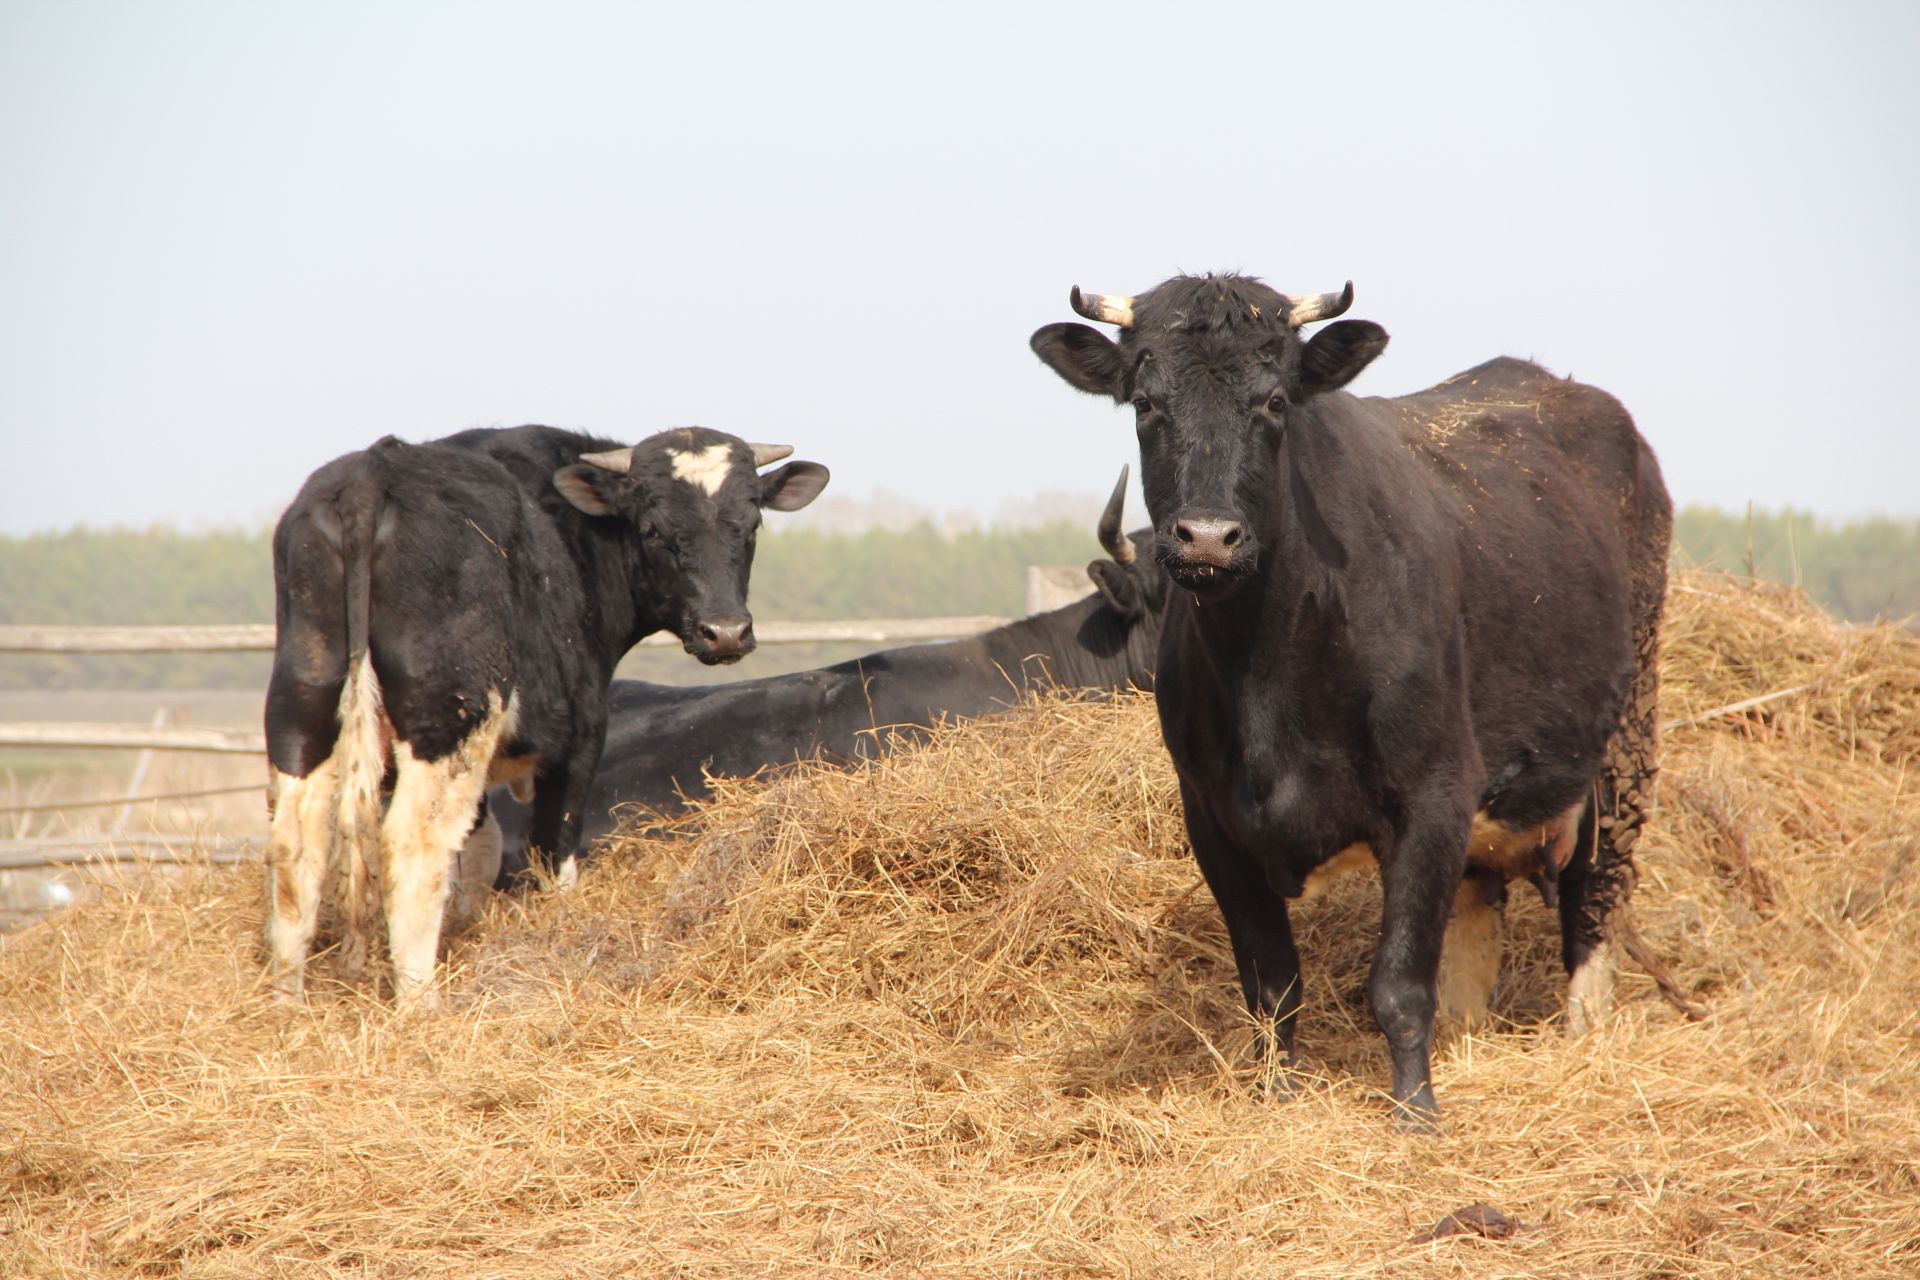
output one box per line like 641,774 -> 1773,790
4,570 -> 1918,1278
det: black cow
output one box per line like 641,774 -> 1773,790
1031,275 -> 1670,1124
487,471 -> 1171,872
263,425 -> 828,1003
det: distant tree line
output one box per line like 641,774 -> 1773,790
2,508 -> 1913,690
1670,506 -> 1920,623
0,520 -> 1103,690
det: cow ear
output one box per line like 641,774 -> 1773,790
1297,320 -> 1390,398
1087,558 -> 1143,618
760,460 -> 830,512
552,464 -> 618,517
1031,323 -> 1127,399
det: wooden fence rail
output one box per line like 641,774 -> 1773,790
0,723 -> 268,754
0,616 -> 1016,757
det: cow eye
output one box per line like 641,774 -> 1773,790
1266,391 -> 1288,415
642,523 -> 663,542
1132,396 -> 1153,416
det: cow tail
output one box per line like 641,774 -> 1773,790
331,469 -> 387,980
1568,469 -> 1675,1029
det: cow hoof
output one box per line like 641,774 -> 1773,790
1390,1087 -> 1441,1134
1252,1068 -> 1299,1102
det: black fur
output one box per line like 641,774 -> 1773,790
266,425 -> 828,877
1032,273 -> 1672,1123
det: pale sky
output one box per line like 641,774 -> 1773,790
2,0 -> 1915,536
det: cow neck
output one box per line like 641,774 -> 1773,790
1183,410 -> 1353,691
549,504 -> 664,675
606,528 -> 672,660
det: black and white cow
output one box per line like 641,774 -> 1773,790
1031,275 -> 1671,1124
263,425 -> 827,1003
486,471 -> 1171,869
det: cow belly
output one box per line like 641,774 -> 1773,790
1467,801 -> 1585,878
488,752 -> 538,802
1298,839 -> 1505,1027
1298,798 -> 1585,897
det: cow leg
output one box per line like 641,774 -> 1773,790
1179,781 -> 1303,1073
381,698 -> 515,1007
442,796 -> 503,937
527,759 -> 595,891
263,758 -> 338,1002
1559,802 -> 1629,1033
1436,869 -> 1505,1028
263,658 -> 350,1003
1371,798 -> 1473,1128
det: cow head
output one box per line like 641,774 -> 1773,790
551,427 -> 829,663
1031,274 -> 1387,601
1084,465 -> 1169,623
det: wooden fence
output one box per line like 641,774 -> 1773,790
0,580 -> 1090,888
0,617 -> 1012,756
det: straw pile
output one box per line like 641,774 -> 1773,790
4,571 -> 1917,1278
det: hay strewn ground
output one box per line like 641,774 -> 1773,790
4,572 -> 1918,1278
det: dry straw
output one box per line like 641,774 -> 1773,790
4,571 -> 1917,1278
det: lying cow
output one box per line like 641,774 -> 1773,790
488,470 -> 1169,874
263,426 -> 828,1003
1031,275 -> 1671,1125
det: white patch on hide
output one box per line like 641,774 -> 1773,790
264,757 -> 338,1003
670,442 -> 736,497
1567,938 -> 1618,1035
381,690 -> 519,1006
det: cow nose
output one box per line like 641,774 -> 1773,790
1174,517 -> 1244,565
697,615 -> 754,659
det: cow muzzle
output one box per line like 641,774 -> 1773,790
1159,512 -> 1255,596
688,614 -> 755,664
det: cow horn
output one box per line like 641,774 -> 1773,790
1097,465 -> 1136,565
579,448 -> 634,474
1284,281 -> 1355,327
1070,286 -> 1135,328
750,443 -> 794,468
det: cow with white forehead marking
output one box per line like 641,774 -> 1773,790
1032,273 -> 1671,1127
263,423 -> 828,1005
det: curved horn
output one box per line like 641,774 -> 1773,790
1096,465 -> 1136,565
579,448 -> 634,474
750,443 -> 794,468
1070,286 -> 1135,328
1284,281 -> 1355,327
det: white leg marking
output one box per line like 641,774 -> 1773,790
1437,877 -> 1503,1028
1567,939 -> 1618,1035
669,442 -> 736,496
265,759 -> 338,1002
381,692 -> 517,1006
554,854 -> 579,892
